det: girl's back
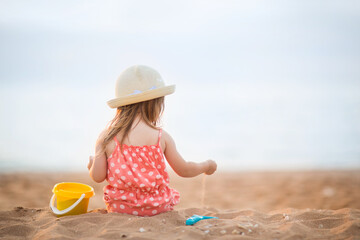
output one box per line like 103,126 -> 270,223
104,118 -> 165,158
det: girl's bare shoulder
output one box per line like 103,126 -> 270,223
96,128 -> 108,146
161,129 -> 177,150
161,129 -> 172,141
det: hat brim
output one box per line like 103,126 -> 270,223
107,85 -> 176,108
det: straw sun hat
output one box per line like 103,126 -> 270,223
107,65 -> 176,108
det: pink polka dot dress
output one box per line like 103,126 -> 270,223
103,129 -> 180,216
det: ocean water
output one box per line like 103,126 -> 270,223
0,80 -> 359,172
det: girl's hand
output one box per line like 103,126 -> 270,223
88,156 -> 94,170
205,160 -> 217,175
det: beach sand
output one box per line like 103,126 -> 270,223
0,170 -> 359,239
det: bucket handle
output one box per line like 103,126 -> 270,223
49,193 -> 85,216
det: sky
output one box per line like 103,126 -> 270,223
0,0 -> 359,171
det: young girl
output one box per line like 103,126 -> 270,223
88,65 -> 217,216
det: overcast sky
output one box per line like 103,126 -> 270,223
0,0 -> 359,171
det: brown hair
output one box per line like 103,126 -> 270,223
98,97 -> 165,157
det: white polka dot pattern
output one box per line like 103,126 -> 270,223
103,130 -> 180,217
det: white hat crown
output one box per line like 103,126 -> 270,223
115,65 -> 165,97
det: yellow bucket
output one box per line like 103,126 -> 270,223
50,182 -> 94,217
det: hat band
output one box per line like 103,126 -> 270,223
129,86 -> 157,96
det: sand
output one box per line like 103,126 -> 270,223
0,170 -> 359,239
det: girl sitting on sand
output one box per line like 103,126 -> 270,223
87,65 -> 217,216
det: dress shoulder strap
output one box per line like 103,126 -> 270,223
113,136 -> 120,146
157,129 -> 162,146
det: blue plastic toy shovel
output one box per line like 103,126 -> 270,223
186,215 -> 218,225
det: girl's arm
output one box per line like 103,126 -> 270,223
88,131 -> 108,183
162,130 -> 217,178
